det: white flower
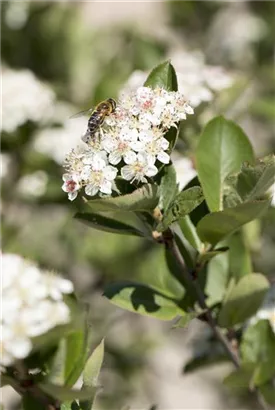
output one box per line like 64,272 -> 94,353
83,154 -> 117,197
62,173 -> 81,201
63,86 -> 194,198
1,253 -> 74,368
135,131 -> 170,165
120,51 -> 233,108
102,127 -> 138,165
121,152 -> 158,183
1,67 -> 55,133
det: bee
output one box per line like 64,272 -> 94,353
71,98 -> 116,143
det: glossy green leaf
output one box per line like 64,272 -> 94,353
241,320 -> 275,386
184,353 -> 228,374
198,247 -> 229,264
157,187 -> 204,231
236,155 -> 275,201
173,310 -> 206,328
158,163 -> 178,211
178,215 -> 202,251
65,329 -> 90,387
87,184 -> 159,212
227,230 -> 252,280
223,364 -> 255,391
47,327 -> 88,386
196,116 -> 254,212
197,200 -> 270,246
75,213 -> 145,237
103,281 -> 182,320
139,247 -> 185,300
218,273 -> 269,327
144,60 -> 178,91
223,155 -> 275,206
61,402 -> 80,410
39,383 -> 96,401
80,340 -> 104,410
205,251 -> 229,306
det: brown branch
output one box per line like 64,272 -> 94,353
163,229 -> 272,410
164,229 -> 241,367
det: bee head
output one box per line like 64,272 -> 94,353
107,98 -> 116,112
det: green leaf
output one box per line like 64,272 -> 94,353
227,230 -> 252,280
205,251 -> 230,306
158,163 -> 178,211
157,187 -> 204,231
61,402 -> 80,410
74,213 -> 145,237
238,155 -> 275,201
173,310 -> 206,328
223,155 -> 275,206
197,200 -> 270,246
218,273 -> 269,327
80,340 -> 104,410
144,60 -> 178,91
184,353 -> 228,374
196,116 -> 255,212
223,364 -> 255,391
198,247 -> 229,264
83,340 -> 104,388
87,184 -> 159,212
103,281 -> 182,320
178,215 -> 202,251
139,247 -> 185,300
241,320 -> 275,386
65,329 -> 90,387
39,383 -> 96,401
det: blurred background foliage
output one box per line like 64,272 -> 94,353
1,1 -> 275,409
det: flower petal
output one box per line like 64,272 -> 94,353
121,165 -> 135,181
157,151 -> 170,164
85,184 -> 99,197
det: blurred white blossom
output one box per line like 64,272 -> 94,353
2,67 -> 55,133
0,154 -> 12,180
172,154 -> 197,190
121,51 -> 233,108
16,171 -> 48,198
1,253 -> 74,367
250,285 -> 275,334
63,87 -> 194,200
208,4 -> 267,64
34,117 -> 88,164
5,1 -> 29,30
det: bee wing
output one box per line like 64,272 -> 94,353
70,108 -> 94,119
81,129 -> 92,144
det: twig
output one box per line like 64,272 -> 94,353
163,229 -> 272,410
163,229 -> 240,367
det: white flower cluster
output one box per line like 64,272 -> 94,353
250,285 -> 275,334
121,51 -> 233,108
1,253 -> 74,367
1,67 -> 55,133
62,86 -> 193,201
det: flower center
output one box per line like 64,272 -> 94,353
66,180 -> 77,192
